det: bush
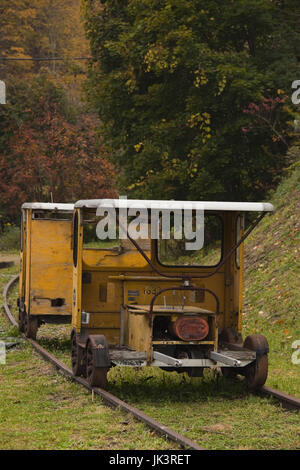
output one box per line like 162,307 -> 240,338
0,225 -> 20,252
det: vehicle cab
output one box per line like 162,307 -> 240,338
71,199 -> 273,389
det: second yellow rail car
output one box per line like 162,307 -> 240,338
18,203 -> 74,339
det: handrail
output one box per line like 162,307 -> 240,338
123,212 -> 267,281
148,286 -> 220,327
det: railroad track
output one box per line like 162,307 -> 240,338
2,275 -> 299,451
2,274 -> 204,451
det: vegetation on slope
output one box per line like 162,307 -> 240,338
243,150 -> 300,396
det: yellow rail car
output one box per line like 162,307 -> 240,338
18,203 -> 74,339
70,199 -> 274,390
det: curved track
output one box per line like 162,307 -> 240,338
2,274 -> 204,450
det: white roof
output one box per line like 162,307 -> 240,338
75,199 -> 274,212
22,202 -> 74,211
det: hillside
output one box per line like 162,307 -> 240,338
243,153 -> 300,396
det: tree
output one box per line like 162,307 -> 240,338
0,73 -> 116,219
0,0 -> 89,79
83,0 -> 299,201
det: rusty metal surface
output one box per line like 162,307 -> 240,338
148,286 -> 220,327
171,316 -> 209,341
243,334 -> 269,390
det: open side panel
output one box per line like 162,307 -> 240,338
77,231 -> 152,344
236,214 -> 245,334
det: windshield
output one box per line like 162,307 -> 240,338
157,214 -> 223,267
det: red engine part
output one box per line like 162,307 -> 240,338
171,316 -> 209,341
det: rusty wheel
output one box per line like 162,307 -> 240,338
71,332 -> 84,377
222,367 -> 240,380
244,334 -> 269,390
18,309 -> 25,333
181,348 -> 204,378
219,327 -> 243,380
86,341 -> 108,388
24,315 -> 38,339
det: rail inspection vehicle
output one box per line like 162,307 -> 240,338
70,199 -> 274,389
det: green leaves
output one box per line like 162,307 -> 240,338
84,0 -> 299,201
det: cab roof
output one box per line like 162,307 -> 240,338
74,199 -> 274,212
22,203 -> 74,211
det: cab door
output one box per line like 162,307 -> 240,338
72,209 -> 83,332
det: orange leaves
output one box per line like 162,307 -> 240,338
0,101 -> 116,217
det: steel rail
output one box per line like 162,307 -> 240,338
260,386 -> 300,411
3,274 -> 19,328
2,274 -> 204,450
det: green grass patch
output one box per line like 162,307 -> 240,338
0,225 -> 20,252
243,161 -> 300,397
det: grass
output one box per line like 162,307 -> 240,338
0,225 -> 19,252
107,368 -> 300,450
243,161 -> 300,397
0,265 -> 178,450
0,350 -> 174,450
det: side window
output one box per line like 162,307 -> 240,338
157,214 -> 223,267
73,212 -> 78,267
83,219 -> 120,250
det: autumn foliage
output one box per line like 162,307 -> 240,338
0,76 -> 116,219
0,1 -> 117,222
